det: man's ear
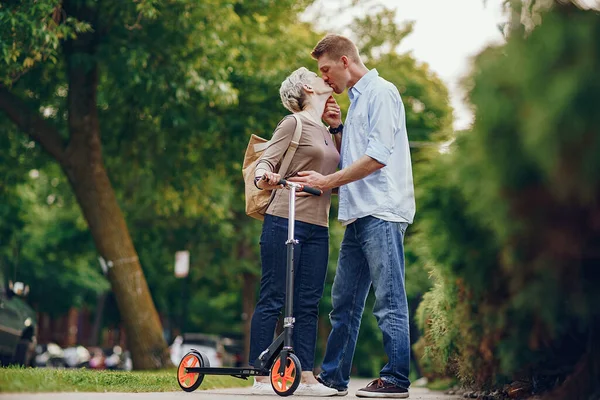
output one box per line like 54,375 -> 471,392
341,55 -> 350,68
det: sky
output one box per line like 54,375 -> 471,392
302,0 -> 509,131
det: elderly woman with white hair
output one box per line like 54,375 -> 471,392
249,67 -> 340,396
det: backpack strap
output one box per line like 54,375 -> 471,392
254,114 -> 303,175
276,114 -> 302,179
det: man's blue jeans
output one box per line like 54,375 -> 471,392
319,216 -> 411,389
249,214 -> 329,370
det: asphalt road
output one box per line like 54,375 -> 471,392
1,378 -> 462,400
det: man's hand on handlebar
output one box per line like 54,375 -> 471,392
287,171 -> 330,191
257,173 -> 322,196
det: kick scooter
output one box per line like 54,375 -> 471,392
176,178 -> 321,396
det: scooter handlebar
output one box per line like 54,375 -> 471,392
277,179 -> 322,196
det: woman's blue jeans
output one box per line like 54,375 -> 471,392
249,214 -> 329,370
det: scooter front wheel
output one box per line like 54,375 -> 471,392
177,350 -> 208,392
270,353 -> 301,396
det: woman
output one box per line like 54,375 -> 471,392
249,67 -> 340,397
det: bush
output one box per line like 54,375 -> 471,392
415,2 -> 600,398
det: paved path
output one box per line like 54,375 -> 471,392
0,378 -> 461,400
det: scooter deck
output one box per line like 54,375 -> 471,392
185,366 -> 268,379
185,333 -> 285,378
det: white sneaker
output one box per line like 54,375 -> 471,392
294,382 -> 339,397
251,379 -> 274,395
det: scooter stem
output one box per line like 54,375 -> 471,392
283,183 -> 300,350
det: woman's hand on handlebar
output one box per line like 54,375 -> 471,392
257,172 -> 283,190
257,173 -> 322,196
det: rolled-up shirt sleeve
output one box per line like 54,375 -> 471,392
255,116 -> 296,177
365,87 -> 402,166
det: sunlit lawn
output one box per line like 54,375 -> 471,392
0,366 -> 252,393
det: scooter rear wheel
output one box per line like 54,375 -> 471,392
177,350 -> 208,392
270,353 -> 301,396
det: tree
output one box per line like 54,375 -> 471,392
0,0 -> 171,369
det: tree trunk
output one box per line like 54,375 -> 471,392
65,0 -> 169,370
61,53 -> 170,369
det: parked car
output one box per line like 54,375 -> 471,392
63,345 -> 91,368
170,333 -> 223,367
104,345 -> 132,371
34,343 -> 66,368
88,346 -> 106,369
221,336 -> 244,367
0,269 -> 37,366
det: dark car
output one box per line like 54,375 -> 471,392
0,268 -> 37,366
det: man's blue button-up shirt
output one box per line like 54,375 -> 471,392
338,69 -> 415,224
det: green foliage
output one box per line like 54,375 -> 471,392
0,126 -> 107,316
414,1 -> 600,391
351,7 -> 415,62
414,280 -> 457,377
6,166 -> 109,316
0,0 -> 90,86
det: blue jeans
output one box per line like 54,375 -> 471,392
319,216 -> 411,389
249,214 -> 329,370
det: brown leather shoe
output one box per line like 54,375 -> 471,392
355,378 -> 409,398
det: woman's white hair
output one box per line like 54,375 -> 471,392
279,67 -> 317,113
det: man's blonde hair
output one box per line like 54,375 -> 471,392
279,67 -> 317,113
311,34 -> 361,63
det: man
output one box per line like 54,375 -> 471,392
289,34 -> 415,398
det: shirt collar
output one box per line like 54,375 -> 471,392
349,69 -> 379,102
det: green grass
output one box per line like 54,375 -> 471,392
0,366 -> 252,393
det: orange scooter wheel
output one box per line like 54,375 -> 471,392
270,353 -> 301,396
177,350 -> 208,392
